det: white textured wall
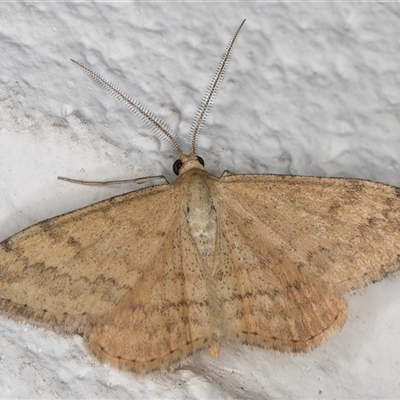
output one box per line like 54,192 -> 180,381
1,3 -> 400,398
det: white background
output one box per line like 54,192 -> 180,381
1,2 -> 400,399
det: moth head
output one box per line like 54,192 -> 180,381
173,154 -> 205,176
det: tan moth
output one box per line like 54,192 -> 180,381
1,20 -> 400,374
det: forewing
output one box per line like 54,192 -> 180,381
216,174 -> 400,290
212,174 -> 400,351
0,184 -> 178,331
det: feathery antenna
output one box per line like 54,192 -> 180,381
71,20 -> 245,159
189,19 -> 246,155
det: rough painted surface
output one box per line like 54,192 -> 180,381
1,3 -> 400,398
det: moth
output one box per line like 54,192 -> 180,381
1,20 -> 400,374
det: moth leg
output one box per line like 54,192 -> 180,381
57,175 -> 169,186
220,170 -> 236,178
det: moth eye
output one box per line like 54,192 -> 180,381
173,159 -> 182,175
197,156 -> 205,167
